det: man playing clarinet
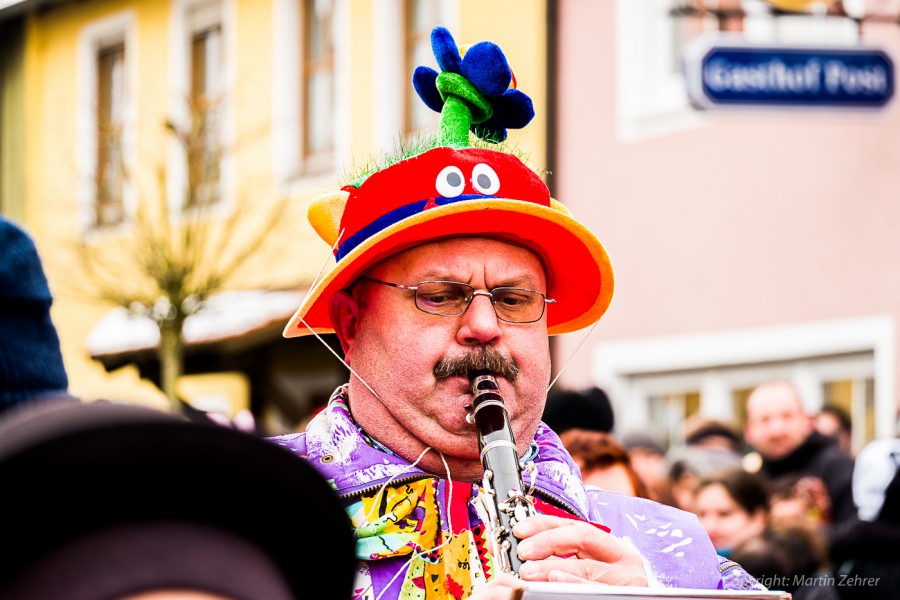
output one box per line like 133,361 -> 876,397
268,26 -> 764,600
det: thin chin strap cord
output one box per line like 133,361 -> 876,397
297,227 -> 388,404
371,450 -> 456,600
546,320 -> 600,395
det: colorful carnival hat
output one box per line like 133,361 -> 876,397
284,26 -> 613,338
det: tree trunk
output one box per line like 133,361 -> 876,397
159,319 -> 184,414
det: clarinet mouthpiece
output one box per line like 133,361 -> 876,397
468,369 -> 491,382
469,370 -> 500,395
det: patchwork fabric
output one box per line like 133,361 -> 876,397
350,478 -> 486,600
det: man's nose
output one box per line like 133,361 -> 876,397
457,292 -> 502,344
770,417 -> 790,434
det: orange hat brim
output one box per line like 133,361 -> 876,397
283,197 -> 613,338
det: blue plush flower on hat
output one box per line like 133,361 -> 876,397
412,26 -> 534,145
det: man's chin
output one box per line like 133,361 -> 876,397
415,444 -> 483,478
424,432 -> 481,460
767,447 -> 794,460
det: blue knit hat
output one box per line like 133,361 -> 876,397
0,217 -> 68,412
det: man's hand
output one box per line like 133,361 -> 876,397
511,514 -> 649,586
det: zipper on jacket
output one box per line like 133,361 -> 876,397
338,473 -> 432,500
531,487 -> 585,519
338,473 -> 585,522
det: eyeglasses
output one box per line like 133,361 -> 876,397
360,277 -> 556,324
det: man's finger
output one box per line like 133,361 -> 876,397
514,517 -> 631,563
519,557 -> 647,587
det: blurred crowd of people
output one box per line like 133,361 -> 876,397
544,382 -> 900,600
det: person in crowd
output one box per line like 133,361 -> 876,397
619,430 -> 676,506
0,398 -> 356,600
743,380 -> 855,525
731,526 -> 839,600
666,445 -> 744,512
692,468 -> 769,558
0,216 -> 75,415
267,25 -> 764,599
699,470 -> 837,600
814,404 -> 853,456
542,386 -> 614,436
828,437 -> 900,600
559,429 -> 648,497
768,473 -> 832,533
685,418 -> 744,455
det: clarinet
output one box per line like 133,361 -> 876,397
469,370 -> 536,576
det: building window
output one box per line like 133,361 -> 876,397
302,0 -> 335,173
648,391 -> 702,449
615,0 -> 716,141
404,0 -> 441,136
185,2 -> 224,208
96,42 -> 126,227
616,0 -> 859,141
78,11 -> 136,233
823,377 -> 877,454
273,0 -> 348,184
370,0 -> 452,154
593,316 -> 895,451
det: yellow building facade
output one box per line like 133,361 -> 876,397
0,0 -> 549,429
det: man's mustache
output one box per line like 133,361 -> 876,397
433,347 -> 519,382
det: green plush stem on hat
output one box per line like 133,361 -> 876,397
436,72 -> 492,147
439,97 -> 473,147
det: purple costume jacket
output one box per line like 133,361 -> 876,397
269,387 -> 763,599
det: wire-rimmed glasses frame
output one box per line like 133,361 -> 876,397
359,276 -> 556,324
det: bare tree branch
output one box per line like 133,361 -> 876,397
61,96 -> 289,413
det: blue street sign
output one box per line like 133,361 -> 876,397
683,37 -> 894,110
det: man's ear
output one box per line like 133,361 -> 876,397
330,290 -> 359,355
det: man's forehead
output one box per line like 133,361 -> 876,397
747,383 -> 803,416
370,236 -> 548,276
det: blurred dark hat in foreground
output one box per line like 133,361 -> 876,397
0,399 -> 356,600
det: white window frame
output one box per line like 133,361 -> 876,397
615,0 -> 860,143
371,0 -> 457,155
168,0 -> 236,216
272,0 -> 350,189
741,0 -> 859,45
76,10 -> 138,235
593,315 -> 896,445
615,0 -> 709,143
